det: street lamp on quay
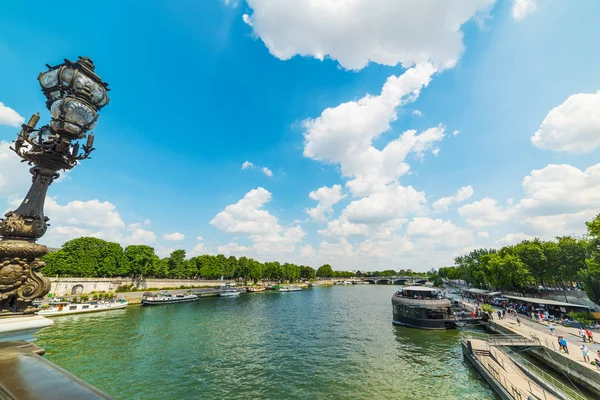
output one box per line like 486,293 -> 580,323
0,56 -> 110,314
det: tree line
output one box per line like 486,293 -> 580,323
437,214 -> 600,305
42,237 -> 356,282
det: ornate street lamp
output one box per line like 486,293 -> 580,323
0,57 -> 109,313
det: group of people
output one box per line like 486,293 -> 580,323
578,327 -> 594,343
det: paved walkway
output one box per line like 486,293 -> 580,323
492,313 -> 600,374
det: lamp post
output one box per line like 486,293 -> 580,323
0,56 -> 109,314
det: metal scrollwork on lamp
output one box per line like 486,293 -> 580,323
0,57 -> 110,314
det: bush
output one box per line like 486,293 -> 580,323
116,284 -> 136,292
480,304 -> 493,314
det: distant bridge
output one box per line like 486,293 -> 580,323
362,276 -> 428,285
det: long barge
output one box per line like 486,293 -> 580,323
392,286 -> 485,329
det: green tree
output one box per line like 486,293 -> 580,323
316,264 -> 334,278
124,245 -> 158,278
582,214 -> 600,305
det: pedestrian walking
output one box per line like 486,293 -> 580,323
581,345 -> 590,362
530,311 -> 535,321
579,328 -> 587,342
497,310 -> 502,320
558,336 -> 564,352
548,322 -> 555,335
516,316 -> 521,326
560,337 -> 569,354
585,328 -> 593,343
502,310 -> 506,319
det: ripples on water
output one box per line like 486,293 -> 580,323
35,286 -> 497,399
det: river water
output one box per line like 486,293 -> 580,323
35,285 -> 497,399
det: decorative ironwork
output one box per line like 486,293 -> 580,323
0,56 -> 110,313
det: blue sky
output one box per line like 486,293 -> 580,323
1,0 -> 600,271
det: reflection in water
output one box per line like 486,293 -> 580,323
36,286 -> 496,399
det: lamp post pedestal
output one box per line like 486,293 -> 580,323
0,314 -> 53,342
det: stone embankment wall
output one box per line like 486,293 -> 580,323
505,290 -> 599,311
48,277 -> 233,296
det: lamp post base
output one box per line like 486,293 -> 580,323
0,314 -> 53,342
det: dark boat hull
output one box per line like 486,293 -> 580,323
392,314 -> 451,329
141,297 -> 199,306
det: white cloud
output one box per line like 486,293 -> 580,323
39,198 -> 156,248
412,110 -> 423,117
261,166 -> 273,177
513,163 -> 600,235
0,102 -> 24,127
243,0 -> 494,70
211,188 -> 279,235
162,232 -> 185,241
512,0 -> 538,21
477,231 -> 490,239
452,130 -> 460,136
189,243 -> 208,257
0,141 -> 31,199
197,236 -> 204,241
319,238 -> 355,258
241,161 -> 254,170
406,217 -> 474,250
318,216 -> 368,237
299,244 -> 316,258
531,91 -> 600,154
458,198 -> 509,228
432,185 -> 474,212
343,184 -> 426,224
496,232 -> 535,246
304,65 -> 441,197
211,188 -> 304,259
306,184 -> 345,222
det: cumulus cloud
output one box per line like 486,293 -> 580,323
210,188 -> 304,258
242,0 -> 494,70
241,160 -> 276,177
458,198 -> 509,228
0,102 -> 24,127
406,217 -> 474,250
0,141 -> 31,199
496,232 -> 535,246
513,163 -> 600,235
512,0 -> 538,21
39,198 -> 156,248
162,232 -> 185,241
531,91 -> 600,154
261,167 -> 273,177
305,184 -> 345,222
298,244 -> 316,258
432,185 -> 474,212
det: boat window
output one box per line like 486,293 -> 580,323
69,306 -> 77,310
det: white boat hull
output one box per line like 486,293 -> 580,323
37,302 -> 128,316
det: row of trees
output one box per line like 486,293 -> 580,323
437,214 -> 600,305
42,237 -> 354,282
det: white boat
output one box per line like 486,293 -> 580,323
142,291 -> 199,305
37,299 -> 128,316
220,289 -> 240,297
279,286 -> 302,292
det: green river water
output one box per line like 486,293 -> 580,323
35,285 -> 497,399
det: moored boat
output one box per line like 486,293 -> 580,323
219,289 -> 240,297
37,299 -> 128,316
391,286 -> 484,329
142,291 -> 199,305
279,286 -> 302,292
247,287 -> 266,293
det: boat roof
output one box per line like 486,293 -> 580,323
502,294 -> 591,309
401,286 -> 439,292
